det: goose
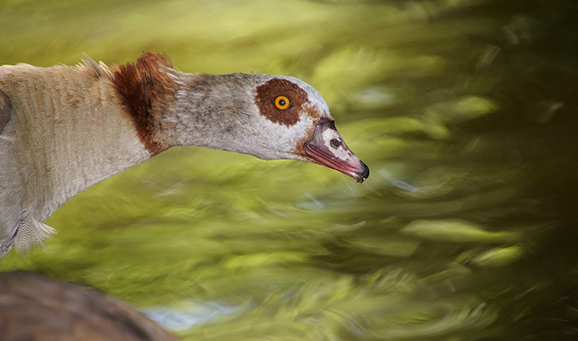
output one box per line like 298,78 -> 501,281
0,52 -> 369,257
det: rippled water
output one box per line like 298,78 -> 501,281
2,0 -> 578,340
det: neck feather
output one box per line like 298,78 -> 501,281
112,52 -> 179,156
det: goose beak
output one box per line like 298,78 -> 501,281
303,118 -> 369,183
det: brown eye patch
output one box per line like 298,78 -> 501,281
255,78 -> 308,127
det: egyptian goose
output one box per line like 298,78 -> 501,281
0,52 -> 369,257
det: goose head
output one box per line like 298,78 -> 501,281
172,74 -> 370,182
114,54 -> 369,182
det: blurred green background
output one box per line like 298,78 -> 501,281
2,0 -> 578,339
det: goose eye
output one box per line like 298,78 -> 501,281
274,95 -> 291,110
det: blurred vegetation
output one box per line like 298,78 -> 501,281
2,0 -> 578,340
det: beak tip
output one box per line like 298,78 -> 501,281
356,161 -> 370,183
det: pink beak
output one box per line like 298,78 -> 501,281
303,119 -> 369,183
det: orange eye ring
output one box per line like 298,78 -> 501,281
274,95 -> 291,110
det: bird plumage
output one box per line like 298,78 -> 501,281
0,52 -> 368,257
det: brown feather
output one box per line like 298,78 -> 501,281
112,52 -> 179,155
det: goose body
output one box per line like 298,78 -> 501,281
0,52 -> 368,257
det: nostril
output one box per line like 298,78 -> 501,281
330,138 -> 342,149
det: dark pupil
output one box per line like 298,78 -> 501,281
278,99 -> 286,106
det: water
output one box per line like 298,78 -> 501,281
2,0 -> 578,339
